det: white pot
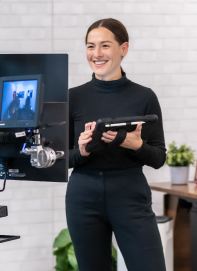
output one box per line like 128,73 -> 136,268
170,166 -> 189,185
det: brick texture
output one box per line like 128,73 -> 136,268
0,0 -> 197,270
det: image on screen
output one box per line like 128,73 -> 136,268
1,80 -> 37,121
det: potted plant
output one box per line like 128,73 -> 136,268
165,141 -> 195,185
53,228 -> 117,271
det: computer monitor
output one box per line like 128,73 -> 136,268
0,74 -> 44,129
0,54 -> 68,183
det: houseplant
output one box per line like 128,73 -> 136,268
165,141 -> 195,184
53,228 -> 117,271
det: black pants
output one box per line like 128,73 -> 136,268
66,167 -> 166,271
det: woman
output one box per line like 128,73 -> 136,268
66,18 -> 166,271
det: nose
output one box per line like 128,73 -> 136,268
94,46 -> 103,58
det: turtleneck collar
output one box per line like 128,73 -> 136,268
90,71 -> 129,93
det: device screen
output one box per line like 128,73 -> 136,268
1,80 -> 37,121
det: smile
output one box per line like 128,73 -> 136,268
93,60 -> 108,66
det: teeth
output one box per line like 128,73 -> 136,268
95,61 -> 107,65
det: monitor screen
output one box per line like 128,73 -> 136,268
1,79 -> 37,121
0,54 -> 68,183
0,75 -> 43,129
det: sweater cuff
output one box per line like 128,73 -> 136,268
129,140 -> 147,157
78,150 -> 91,162
69,148 -> 91,169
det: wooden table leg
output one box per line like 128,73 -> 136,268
164,194 -> 192,271
190,200 -> 197,271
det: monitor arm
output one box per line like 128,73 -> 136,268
20,128 -> 64,168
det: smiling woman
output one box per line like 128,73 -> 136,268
86,27 -> 129,81
66,18 -> 167,271
85,19 -> 129,81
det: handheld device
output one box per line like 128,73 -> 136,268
85,114 -> 158,153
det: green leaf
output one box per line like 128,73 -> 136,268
53,228 -> 117,271
55,248 -> 68,271
53,247 -> 65,256
53,228 -> 72,249
165,141 -> 195,167
67,244 -> 78,270
54,247 -> 69,271
111,257 -> 117,271
111,244 -> 117,271
112,244 -> 117,261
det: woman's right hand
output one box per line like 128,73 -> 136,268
78,122 -> 96,156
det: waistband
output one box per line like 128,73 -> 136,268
73,166 -> 143,177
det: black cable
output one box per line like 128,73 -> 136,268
0,162 -> 7,192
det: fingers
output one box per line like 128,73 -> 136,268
79,121 -> 97,145
85,122 -> 93,131
103,131 -> 117,138
91,121 -> 96,132
137,122 -> 143,128
78,122 -> 97,157
80,130 -> 93,139
101,136 -> 113,143
101,131 -> 117,143
79,129 -> 93,142
78,132 -> 92,147
85,121 -> 97,131
135,122 -> 142,133
79,136 -> 92,145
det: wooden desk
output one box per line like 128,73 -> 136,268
149,182 -> 197,271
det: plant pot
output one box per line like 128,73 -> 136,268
170,166 -> 189,185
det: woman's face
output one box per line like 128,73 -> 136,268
86,27 -> 128,81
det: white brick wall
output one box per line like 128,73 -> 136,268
0,180 -> 67,271
0,0 -> 197,269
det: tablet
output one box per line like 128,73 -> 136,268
85,114 -> 158,153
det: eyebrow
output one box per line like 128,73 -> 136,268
86,41 -> 113,45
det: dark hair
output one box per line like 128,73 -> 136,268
85,18 -> 129,45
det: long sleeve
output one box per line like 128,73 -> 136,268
131,89 -> 166,169
67,74 -> 166,170
69,89 -> 90,168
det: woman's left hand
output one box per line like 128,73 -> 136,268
101,122 -> 143,151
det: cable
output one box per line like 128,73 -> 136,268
0,162 -> 7,192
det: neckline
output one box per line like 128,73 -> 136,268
90,71 -> 129,93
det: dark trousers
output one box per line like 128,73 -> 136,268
66,167 -> 166,271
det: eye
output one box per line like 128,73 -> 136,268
87,46 -> 94,49
103,44 -> 109,48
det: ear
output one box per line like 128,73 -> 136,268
121,42 -> 129,57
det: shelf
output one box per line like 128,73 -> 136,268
0,235 -> 20,243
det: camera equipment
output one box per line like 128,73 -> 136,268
0,74 -> 65,170
20,127 -> 64,169
0,53 -> 68,183
0,101 -> 67,182
0,54 -> 68,244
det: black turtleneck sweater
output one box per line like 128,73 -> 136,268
69,72 -> 166,170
